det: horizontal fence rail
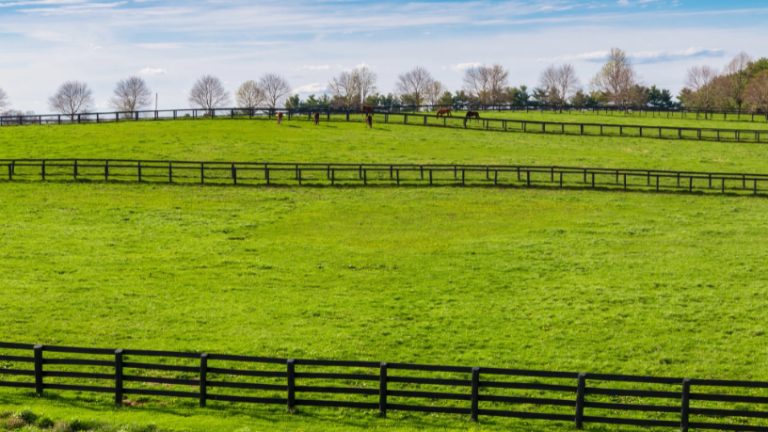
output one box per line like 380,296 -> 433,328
1,342 -> 768,431
2,158 -> 768,197
1,107 -> 767,144
392,104 -> 768,123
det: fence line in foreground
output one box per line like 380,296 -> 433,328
1,342 -> 767,431
1,107 -> 768,144
1,159 -> 768,197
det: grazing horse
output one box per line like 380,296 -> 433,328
436,108 -> 452,117
366,114 -> 373,128
463,111 -> 480,128
277,112 -> 284,125
313,112 -> 320,126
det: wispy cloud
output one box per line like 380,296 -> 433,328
139,67 -> 167,76
451,62 -> 482,71
293,82 -> 327,94
539,47 -> 726,64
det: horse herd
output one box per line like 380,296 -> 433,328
275,107 -> 481,128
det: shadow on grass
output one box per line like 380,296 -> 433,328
0,391 -> 621,432
1,177 -> 766,200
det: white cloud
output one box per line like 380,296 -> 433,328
539,47 -> 725,64
139,67 -> 167,76
451,62 -> 482,71
292,82 -> 327,94
298,64 -> 331,71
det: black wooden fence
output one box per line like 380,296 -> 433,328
369,111 -> 768,144
1,342 -> 767,431
1,107 -> 768,144
392,104 -> 768,123
2,159 -> 768,197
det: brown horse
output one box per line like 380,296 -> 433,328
463,111 -> 480,128
277,112 -> 284,125
365,114 -> 373,128
436,108 -> 452,117
313,112 -> 320,125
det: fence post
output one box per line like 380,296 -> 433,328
200,353 -> 208,408
7,162 -> 12,181
104,160 -> 109,181
137,161 -> 142,182
265,165 -> 270,185
680,378 -> 691,432
34,345 -> 44,396
379,362 -> 388,418
471,367 -> 480,422
200,163 -> 205,184
168,162 -> 173,183
575,373 -> 587,429
287,359 -> 296,413
73,160 -> 78,180
115,349 -> 124,406
231,163 -> 237,185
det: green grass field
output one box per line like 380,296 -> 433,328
464,110 -> 768,131
3,118 -> 768,173
1,118 -> 768,431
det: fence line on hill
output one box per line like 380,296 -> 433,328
1,107 -> 768,144
1,342 -> 767,431
392,104 -> 768,123
3,105 -> 768,126
1,158 -> 768,197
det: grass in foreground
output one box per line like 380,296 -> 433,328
1,182 -> 767,431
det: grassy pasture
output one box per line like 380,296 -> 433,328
1,119 -> 768,431
3,119 -> 768,173
2,182 -> 768,431
451,110 -> 768,131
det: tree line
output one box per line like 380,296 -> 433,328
680,53 -> 768,114
0,47 -> 766,116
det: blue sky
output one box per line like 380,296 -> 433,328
0,0 -> 766,111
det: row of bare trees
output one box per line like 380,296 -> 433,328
187,74 -> 292,110
5,74 -> 294,116
2,49 -> 766,115
681,53 -> 768,113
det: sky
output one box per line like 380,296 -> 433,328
0,0 -> 767,112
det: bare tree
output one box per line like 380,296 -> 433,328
49,81 -> 94,116
259,73 -> 291,109
745,71 -> 768,113
328,67 -> 377,109
591,48 -> 638,107
463,64 -> 509,105
355,67 -> 377,106
329,71 -> 358,109
0,87 -> 8,111
426,80 -> 446,106
724,52 -> 753,110
189,75 -> 229,110
111,76 -> 152,112
684,66 -> 718,110
539,64 -> 580,106
396,66 -> 435,108
236,80 -> 264,109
